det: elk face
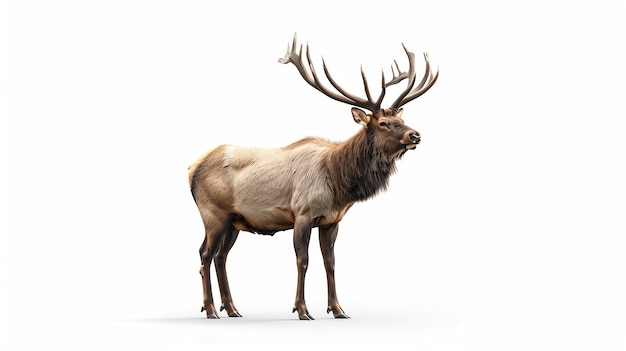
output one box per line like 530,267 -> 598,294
352,107 -> 420,158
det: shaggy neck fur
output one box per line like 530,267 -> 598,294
326,129 -> 398,206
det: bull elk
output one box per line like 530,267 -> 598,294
188,34 -> 439,320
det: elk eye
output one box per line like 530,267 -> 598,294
379,122 -> 390,130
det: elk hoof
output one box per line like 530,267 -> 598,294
228,311 -> 243,317
206,313 -> 220,319
327,307 -> 350,319
293,307 -> 314,320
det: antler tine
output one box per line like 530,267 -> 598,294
412,53 -> 433,91
391,53 -> 439,108
280,33 -> 383,112
360,68 -> 386,109
320,59 -> 378,110
360,66 -> 373,103
390,44 -> 418,108
306,46 -> 359,106
279,36 -> 317,91
375,69 -> 386,108
386,59 -> 409,87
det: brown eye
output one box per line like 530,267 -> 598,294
379,122 -> 390,130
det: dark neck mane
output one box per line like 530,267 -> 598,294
326,129 -> 398,206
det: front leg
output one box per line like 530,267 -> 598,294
214,228 -> 242,317
292,216 -> 313,320
319,223 -> 350,319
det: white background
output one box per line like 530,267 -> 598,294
1,1 -> 624,350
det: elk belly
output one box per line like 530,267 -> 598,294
232,206 -> 295,235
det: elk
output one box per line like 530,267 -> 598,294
188,34 -> 438,320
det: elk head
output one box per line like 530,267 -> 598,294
279,34 -> 438,158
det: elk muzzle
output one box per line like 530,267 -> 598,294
403,132 -> 421,151
409,134 -> 421,145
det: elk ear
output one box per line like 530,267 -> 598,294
351,107 -> 371,128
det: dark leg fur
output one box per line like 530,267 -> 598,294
215,227 -> 242,317
292,218 -> 314,320
319,223 -> 350,319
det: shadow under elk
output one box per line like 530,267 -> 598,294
188,34 -> 439,320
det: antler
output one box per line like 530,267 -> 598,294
279,33 -> 386,113
279,34 -> 439,112
389,44 -> 439,109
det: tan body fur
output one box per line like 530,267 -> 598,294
189,137 -> 354,236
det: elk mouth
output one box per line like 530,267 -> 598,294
393,143 -> 417,159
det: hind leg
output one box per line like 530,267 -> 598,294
292,216 -> 314,320
214,227 -> 242,317
198,213 -> 231,319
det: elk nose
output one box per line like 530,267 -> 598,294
409,133 -> 421,144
